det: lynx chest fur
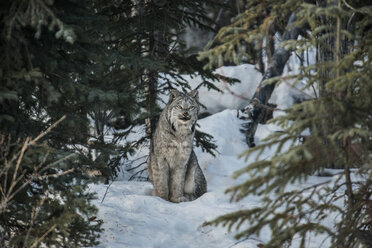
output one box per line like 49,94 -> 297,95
148,89 -> 207,203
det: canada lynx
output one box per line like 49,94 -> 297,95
148,89 -> 207,203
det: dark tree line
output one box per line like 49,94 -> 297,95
0,0 -> 223,246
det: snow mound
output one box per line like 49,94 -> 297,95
160,62 -> 315,117
160,64 -> 263,114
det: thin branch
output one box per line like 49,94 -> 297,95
126,161 -> 147,172
33,168 -> 75,181
39,153 -> 76,174
30,224 -> 57,248
6,169 -> 27,199
101,177 -> 116,204
5,168 -> 75,208
342,0 -> 356,11
29,115 -> 66,146
25,205 -> 37,245
129,168 -> 147,181
294,51 -> 304,66
11,137 -> 29,185
228,236 -> 263,248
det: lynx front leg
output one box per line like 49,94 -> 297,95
169,167 -> 187,203
152,160 -> 170,201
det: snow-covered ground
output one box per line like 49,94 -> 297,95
90,109 -> 337,248
89,63 -> 330,248
89,110 -> 267,248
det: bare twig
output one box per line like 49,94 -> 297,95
4,168 -> 75,210
7,115 -> 66,167
129,168 -> 147,181
30,224 -> 57,248
228,236 -> 263,248
25,205 -> 37,245
29,115 -> 66,146
127,161 -> 148,172
1,116 -> 70,213
101,177 -> 116,204
33,168 -> 75,180
342,0 -> 356,11
12,137 -> 29,184
39,153 -> 75,174
25,195 -> 47,245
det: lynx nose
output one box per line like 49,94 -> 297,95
180,111 -> 190,121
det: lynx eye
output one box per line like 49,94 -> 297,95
189,106 -> 195,110
176,105 -> 183,110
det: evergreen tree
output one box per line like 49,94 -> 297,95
1,0 -> 222,244
0,118 -> 102,247
0,0 -> 115,246
0,0 -> 137,180
93,0 -> 221,179
202,0 -> 372,247
199,0 -> 303,147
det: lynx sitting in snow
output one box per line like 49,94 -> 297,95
148,89 -> 207,203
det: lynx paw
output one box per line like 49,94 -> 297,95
170,196 -> 188,203
184,193 -> 196,201
152,189 -> 169,201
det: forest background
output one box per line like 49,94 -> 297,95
0,0 -> 371,247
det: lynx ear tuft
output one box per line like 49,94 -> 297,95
188,89 -> 199,101
169,89 -> 181,103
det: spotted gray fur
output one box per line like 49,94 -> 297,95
148,89 -> 207,203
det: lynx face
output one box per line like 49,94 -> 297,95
167,90 -> 199,134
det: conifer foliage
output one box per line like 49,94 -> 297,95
202,1 -> 372,247
0,118 -> 102,247
1,0 -> 221,245
93,0 -> 220,180
0,0 -> 106,246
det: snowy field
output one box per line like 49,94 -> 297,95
89,110 -> 266,248
89,64 -> 334,248
89,110 -> 336,248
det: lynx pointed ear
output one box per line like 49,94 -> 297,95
169,89 -> 181,103
188,89 -> 199,101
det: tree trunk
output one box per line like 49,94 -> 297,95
145,70 -> 158,138
243,13 -> 301,147
145,2 -> 168,138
